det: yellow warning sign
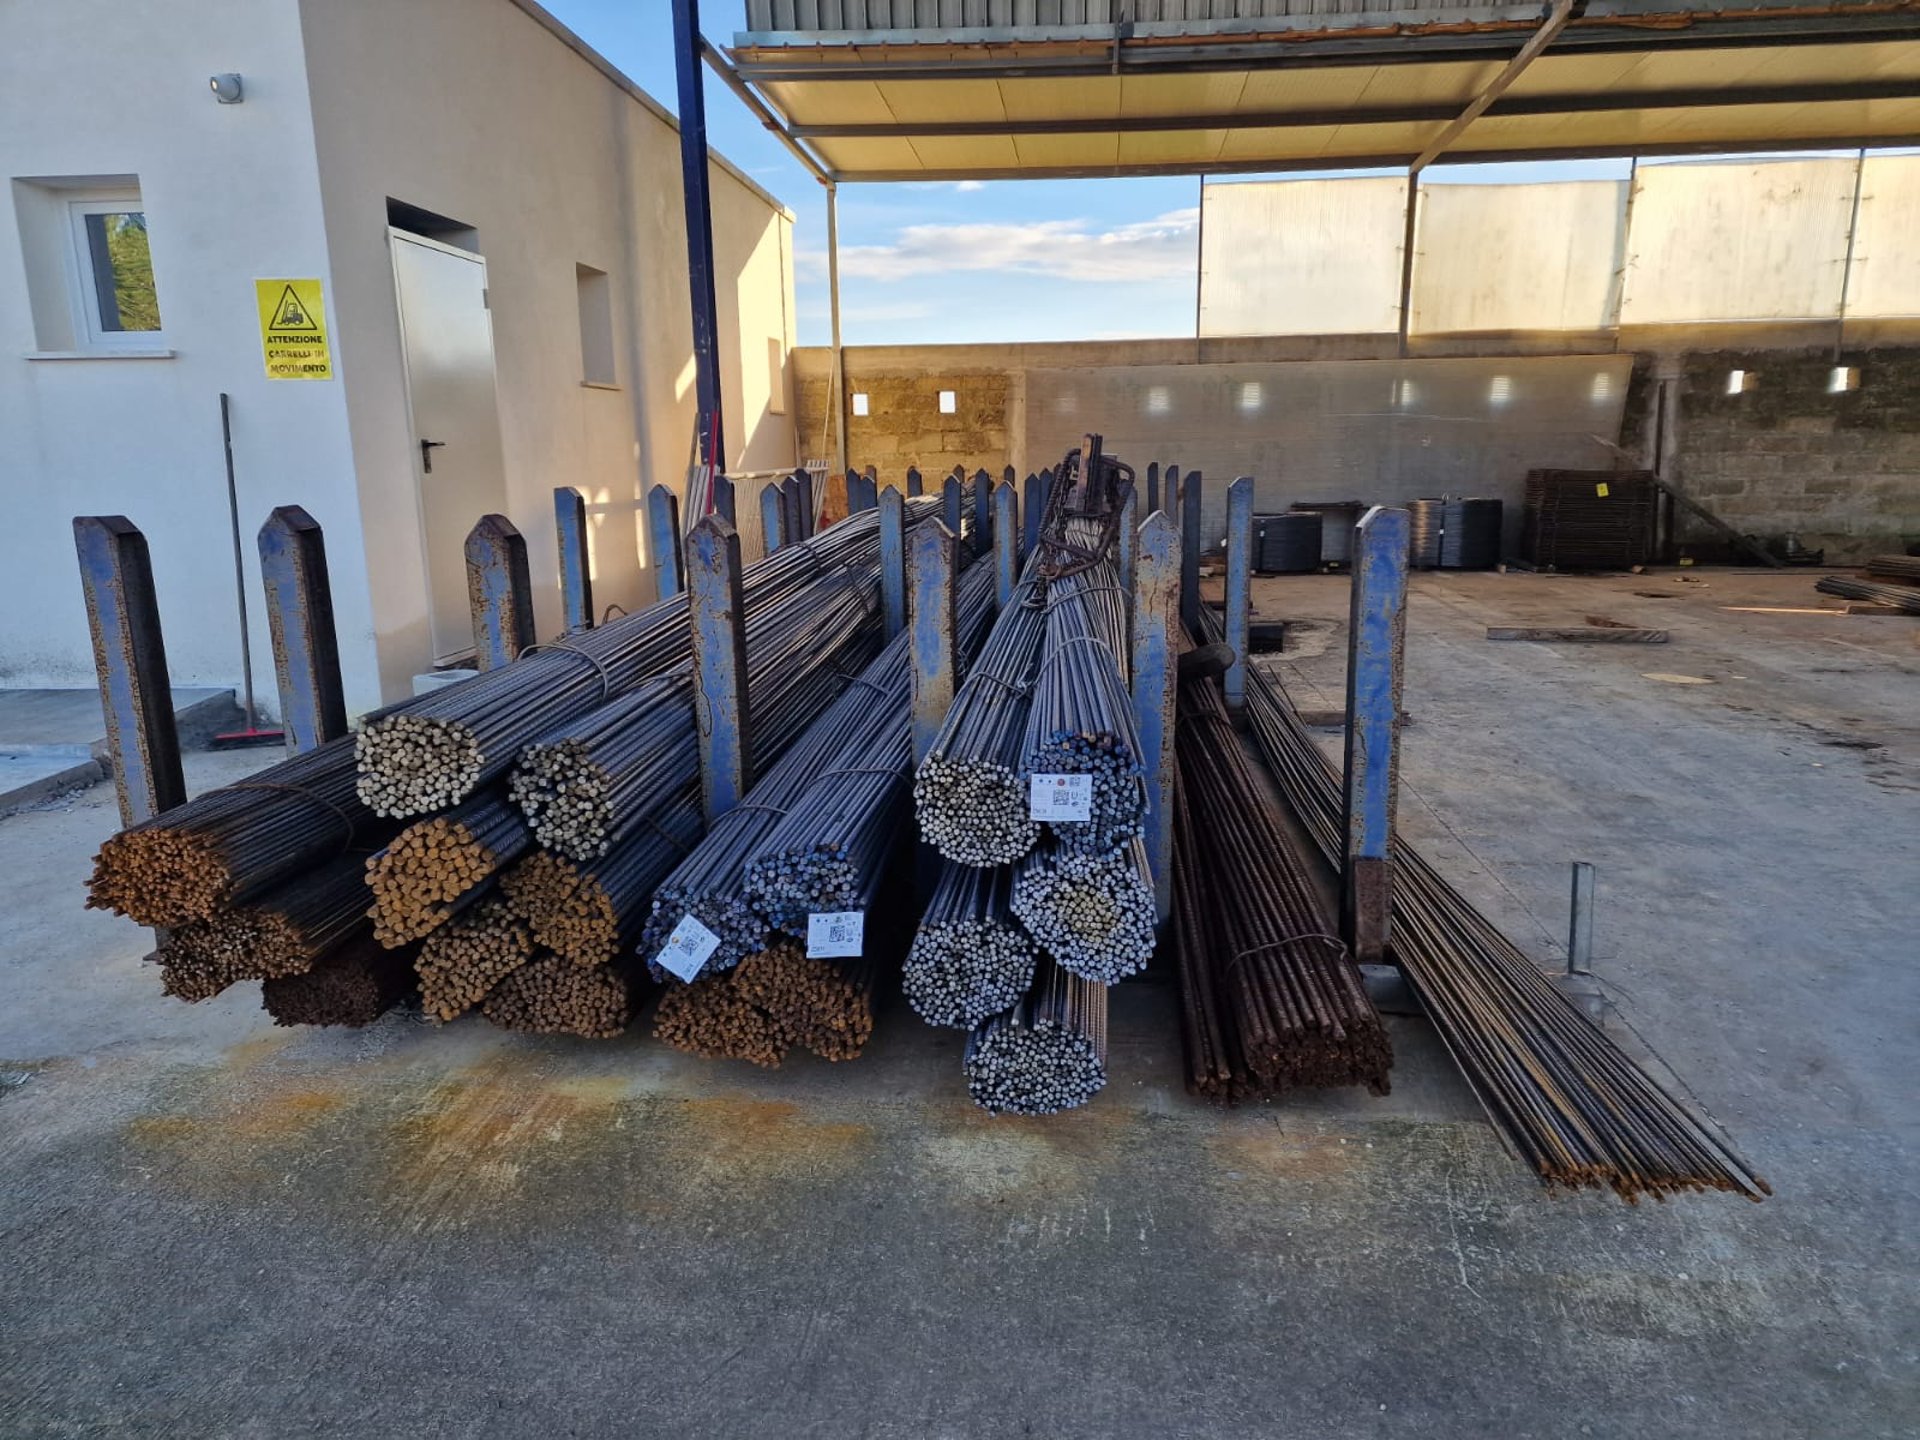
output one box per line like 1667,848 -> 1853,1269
255,278 -> 332,380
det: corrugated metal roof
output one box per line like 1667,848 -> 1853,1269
729,1 -> 1920,180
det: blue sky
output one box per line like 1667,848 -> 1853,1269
545,2 -> 1851,347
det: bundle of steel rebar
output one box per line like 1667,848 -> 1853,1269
363,794 -> 531,946
1020,559 -> 1145,855
1174,670 -> 1391,1100
901,863 -> 1036,1029
962,958 -> 1108,1114
731,944 -> 877,1062
1203,607 -> 1769,1201
640,606 -> 929,980
913,574 -> 1048,866
500,789 -> 703,965
354,502 -> 935,818
745,562 -> 997,932
508,675 -> 696,859
154,854 -> 372,1002
1817,574 -> 1920,614
652,966 -> 790,1066
261,936 -> 418,1028
1010,836 -> 1155,983
1864,554 -> 1920,584
88,731 -> 401,927
415,896 -> 532,1021
480,952 -> 631,1038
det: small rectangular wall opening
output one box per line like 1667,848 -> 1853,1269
576,264 -> 615,386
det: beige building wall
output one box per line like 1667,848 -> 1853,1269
298,0 -> 796,702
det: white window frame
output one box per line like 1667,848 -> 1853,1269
64,192 -> 163,351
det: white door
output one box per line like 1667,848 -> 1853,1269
390,229 -> 509,663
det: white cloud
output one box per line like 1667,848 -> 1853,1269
954,180 -> 986,193
813,208 -> 1199,284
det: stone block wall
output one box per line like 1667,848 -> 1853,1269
794,360 -> 1014,484
1648,348 -> 1920,561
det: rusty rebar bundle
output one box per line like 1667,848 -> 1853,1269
481,952 -> 631,1038
415,897 -> 532,1021
651,941 -> 876,1066
155,854 -> 373,1000
1174,672 -> 1391,1101
262,936 -> 418,1027
1201,607 -> 1770,1202
363,794 -> 531,947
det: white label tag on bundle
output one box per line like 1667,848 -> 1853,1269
807,910 -> 864,959
1030,773 -> 1093,822
655,915 -> 720,982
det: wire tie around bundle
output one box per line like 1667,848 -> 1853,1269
1223,933 -> 1350,983
518,639 -> 616,704
227,782 -> 357,848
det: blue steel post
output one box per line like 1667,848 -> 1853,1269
257,505 -> 346,754
906,466 -> 923,498
1341,505 -> 1411,966
972,469 -> 992,553
1117,486 -> 1139,616
465,514 -> 535,672
759,481 -> 784,554
671,0 -> 724,472
688,516 -> 750,824
553,487 -> 594,632
780,474 -> 804,546
1179,469 -> 1204,631
1036,467 -> 1054,536
1163,465 -> 1178,517
1224,476 -> 1255,717
648,485 -> 684,600
73,516 -> 186,827
1130,512 -> 1180,923
942,474 -> 964,547
1022,473 -> 1040,554
794,468 -> 816,539
712,473 -> 736,525
1146,462 -> 1160,515
878,486 -> 906,640
993,482 -> 1018,611
907,520 -> 957,771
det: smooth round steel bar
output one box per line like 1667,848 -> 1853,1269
1010,836 -> 1155,984
962,958 -> 1108,1115
902,862 -> 1036,1030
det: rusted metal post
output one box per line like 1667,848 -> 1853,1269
908,520 -> 958,770
879,485 -> 906,640
465,514 -> 535,672
688,515 -> 750,823
73,516 -> 186,826
1130,511 -> 1180,923
1224,476 -> 1254,717
554,486 -> 594,631
1179,469 -> 1203,632
906,466 -> 923,498
795,467 -> 816,539
942,473 -> 964,547
1341,505 -> 1411,965
1117,485 -> 1139,619
760,480 -> 785,554
649,485 -> 684,601
780,474 -> 805,546
993,481 -> 1018,611
712,472 -> 736,525
257,505 -> 346,754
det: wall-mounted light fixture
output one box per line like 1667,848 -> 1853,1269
209,73 -> 245,104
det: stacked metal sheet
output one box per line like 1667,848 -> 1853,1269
1289,500 -> 1364,566
1252,513 -> 1322,573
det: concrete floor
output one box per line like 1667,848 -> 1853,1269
0,686 -> 240,812
1,571 -> 1914,1439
